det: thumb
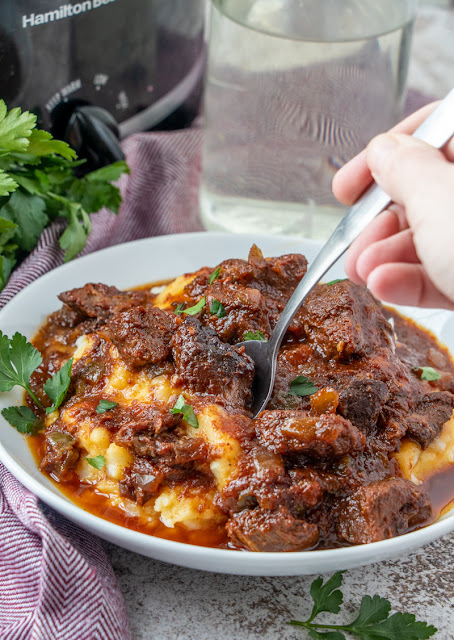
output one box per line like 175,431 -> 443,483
366,133 -> 454,226
366,132 -> 454,303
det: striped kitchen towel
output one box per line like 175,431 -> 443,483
0,127 -> 202,640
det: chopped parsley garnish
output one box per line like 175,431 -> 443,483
326,278 -> 347,286
174,303 -> 186,315
170,394 -> 199,428
289,571 -> 437,639
182,297 -> 206,316
209,267 -> 221,285
289,375 -> 318,397
243,330 -> 267,342
209,298 -> 226,318
0,331 -> 72,431
413,366 -> 441,382
96,400 -> 119,414
86,455 -> 106,469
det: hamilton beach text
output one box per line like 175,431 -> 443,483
22,0 -> 117,28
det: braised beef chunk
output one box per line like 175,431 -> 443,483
171,317 -> 254,408
132,431 -> 208,465
226,506 -> 319,552
40,430 -> 80,481
70,334 -> 112,396
254,410 -> 365,458
59,283 -> 147,322
404,391 -> 454,447
336,478 -> 432,544
101,306 -> 176,368
223,450 -> 325,516
301,281 -> 394,360
119,458 -> 163,505
338,379 -> 389,433
108,403 -> 179,444
204,282 -> 272,343
247,245 -> 308,305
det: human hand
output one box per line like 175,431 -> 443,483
332,102 -> 454,310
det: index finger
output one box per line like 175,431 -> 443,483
332,101 -> 441,206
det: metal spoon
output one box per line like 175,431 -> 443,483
239,88 -> 454,418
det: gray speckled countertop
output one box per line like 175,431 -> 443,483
105,7 -> 454,639
104,533 -> 454,639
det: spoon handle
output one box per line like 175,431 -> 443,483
270,87 -> 454,351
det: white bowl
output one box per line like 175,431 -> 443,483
1,232 -> 454,576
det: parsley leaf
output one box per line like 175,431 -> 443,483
0,170 -> 18,196
289,375 -> 318,397
96,400 -> 119,414
349,594 -> 391,628
209,298 -> 226,318
353,611 -> 437,639
289,572 -> 437,639
209,267 -> 221,285
43,358 -> 73,413
243,330 -> 267,342
170,394 -> 199,428
174,303 -> 185,315
1,190 -> 48,252
1,405 -> 40,434
0,217 -> 18,249
26,129 -> 77,160
0,331 -> 43,406
84,160 -> 128,185
182,297 -> 206,316
58,202 -> 91,262
0,102 -> 36,153
86,455 -> 106,469
309,572 -> 344,619
0,255 -> 15,290
326,279 -> 347,286
414,366 -> 441,382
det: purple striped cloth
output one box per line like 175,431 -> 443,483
0,89 -> 431,638
0,128 -> 202,640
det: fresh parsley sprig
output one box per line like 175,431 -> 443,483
243,330 -> 267,342
0,100 -> 128,290
182,297 -> 206,316
289,572 -> 437,639
209,298 -> 226,318
86,455 -> 106,469
209,267 -> 221,285
96,399 -> 119,414
170,394 -> 199,428
0,331 -> 72,432
413,366 -> 441,382
289,374 -> 318,397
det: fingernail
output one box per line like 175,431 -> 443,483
367,135 -> 398,177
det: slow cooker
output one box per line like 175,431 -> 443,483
0,0 -> 205,167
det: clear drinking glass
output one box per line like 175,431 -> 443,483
200,0 -> 417,240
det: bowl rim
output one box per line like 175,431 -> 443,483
1,231 -> 453,573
